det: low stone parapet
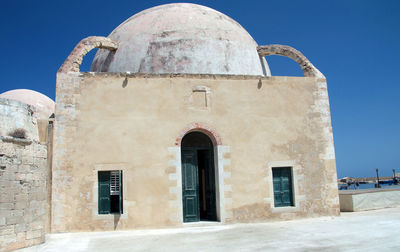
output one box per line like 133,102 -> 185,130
339,188 -> 400,212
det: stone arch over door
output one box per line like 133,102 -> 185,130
175,122 -> 222,147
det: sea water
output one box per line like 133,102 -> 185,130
339,183 -> 400,190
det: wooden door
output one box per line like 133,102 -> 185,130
272,167 -> 294,207
182,149 -> 200,222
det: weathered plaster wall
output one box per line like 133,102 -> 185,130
52,73 -> 339,232
0,98 -> 47,251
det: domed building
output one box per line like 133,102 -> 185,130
0,90 -> 54,250
51,3 -> 338,233
0,89 -> 55,120
91,3 -> 269,76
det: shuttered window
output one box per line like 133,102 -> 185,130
98,170 -> 123,214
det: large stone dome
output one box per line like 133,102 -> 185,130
91,3 -> 269,75
0,89 -> 55,119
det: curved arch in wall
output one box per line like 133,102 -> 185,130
58,36 -> 118,73
257,44 -> 325,78
175,122 -> 222,147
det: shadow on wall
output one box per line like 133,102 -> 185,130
257,79 -> 262,89
8,128 -> 27,139
114,214 -> 121,230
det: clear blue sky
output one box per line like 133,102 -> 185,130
1,0 -> 399,178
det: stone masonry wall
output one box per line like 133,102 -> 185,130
0,98 -> 47,251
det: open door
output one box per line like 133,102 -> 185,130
181,132 -> 217,222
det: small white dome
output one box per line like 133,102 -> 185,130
0,89 -> 55,119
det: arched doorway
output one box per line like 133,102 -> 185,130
181,132 -> 217,222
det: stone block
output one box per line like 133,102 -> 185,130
18,164 -> 31,173
9,164 -> 19,171
1,233 -> 17,244
25,236 -> 44,246
0,193 -> 14,203
16,231 -> 26,241
23,214 -> 34,223
29,221 -> 43,230
30,192 -> 45,201
0,203 -> 14,209
7,241 -> 26,251
0,209 -> 12,218
0,171 -> 15,180
35,207 -> 46,216
0,217 -> 5,226
22,156 -> 34,165
1,157 -> 14,167
26,229 -> 42,239
0,144 -> 17,157
33,180 -> 43,187
32,173 -> 45,181
15,194 -> 28,202
25,173 -> 33,180
12,209 -> 24,217
12,158 -> 22,165
0,226 -> 14,235
15,201 -> 27,210
18,185 -> 29,195
14,223 -> 28,233
23,144 -> 34,154
15,172 -> 26,180
0,181 -> 13,188
29,200 -> 40,209
6,217 -> 17,225
34,148 -> 47,159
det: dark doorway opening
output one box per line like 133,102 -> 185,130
181,132 -> 217,222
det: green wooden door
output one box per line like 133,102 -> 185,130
272,167 -> 294,207
182,149 -> 200,222
98,171 -> 111,214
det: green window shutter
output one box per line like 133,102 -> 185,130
98,171 -> 111,214
273,168 -> 283,206
280,168 -> 293,206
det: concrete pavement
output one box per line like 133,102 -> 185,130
18,207 -> 400,252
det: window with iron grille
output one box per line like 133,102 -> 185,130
98,170 -> 123,214
110,171 -> 120,195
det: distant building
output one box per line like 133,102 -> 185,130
0,3 -> 339,250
